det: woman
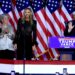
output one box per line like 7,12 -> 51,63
64,20 -> 75,60
64,20 -> 75,36
14,8 -> 38,60
0,14 -> 15,59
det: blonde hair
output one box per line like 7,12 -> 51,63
22,8 -> 33,25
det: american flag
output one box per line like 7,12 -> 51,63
0,0 -> 75,60
31,0 -> 51,60
14,0 -> 50,60
0,0 -> 16,31
60,0 -> 75,31
46,0 -> 62,36
45,0 -> 61,58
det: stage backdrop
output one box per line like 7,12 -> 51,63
0,0 -> 75,60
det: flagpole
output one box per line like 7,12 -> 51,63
23,33 -> 25,74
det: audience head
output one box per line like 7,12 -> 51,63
1,14 -> 9,25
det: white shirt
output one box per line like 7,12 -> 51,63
0,34 -> 14,51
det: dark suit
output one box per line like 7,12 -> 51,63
13,18 -> 38,60
64,26 -> 75,36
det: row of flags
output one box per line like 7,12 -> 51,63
0,0 -> 75,60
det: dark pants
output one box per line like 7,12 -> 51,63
0,49 -> 15,60
16,49 -> 33,60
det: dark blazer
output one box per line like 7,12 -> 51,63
13,18 -> 38,60
64,26 -> 75,36
14,18 -> 38,45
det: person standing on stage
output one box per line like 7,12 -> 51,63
0,14 -> 15,59
13,8 -> 38,60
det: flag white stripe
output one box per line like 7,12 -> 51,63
0,8 -> 3,15
46,8 -> 61,36
37,11 -> 47,29
55,11 -> 61,21
46,22 -> 55,36
45,8 -> 59,58
60,16 -> 65,27
37,38 -> 45,53
62,6 -> 72,21
8,12 -> 17,29
51,48 -> 59,57
37,22 -> 48,46
14,7 -> 20,19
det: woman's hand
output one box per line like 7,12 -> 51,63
13,44 -> 17,50
68,25 -> 74,30
32,45 -> 36,51
68,22 -> 74,32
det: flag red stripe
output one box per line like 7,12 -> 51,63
39,55 -> 44,60
45,13 -> 60,36
35,13 -> 47,36
49,48 -> 55,58
47,30 -> 52,36
41,9 -> 46,20
55,48 -> 60,56
12,10 -> 18,24
52,13 -> 62,31
19,12 -> 23,18
41,9 -> 48,36
60,10 -> 68,21
36,46 -> 43,55
45,51 -> 51,60
8,15 -> 16,31
61,22 -> 65,31
37,31 -> 47,49
52,13 -> 65,32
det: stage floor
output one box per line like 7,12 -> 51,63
0,59 -> 75,74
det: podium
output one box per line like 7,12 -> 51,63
48,37 -> 75,60
58,48 -> 74,60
